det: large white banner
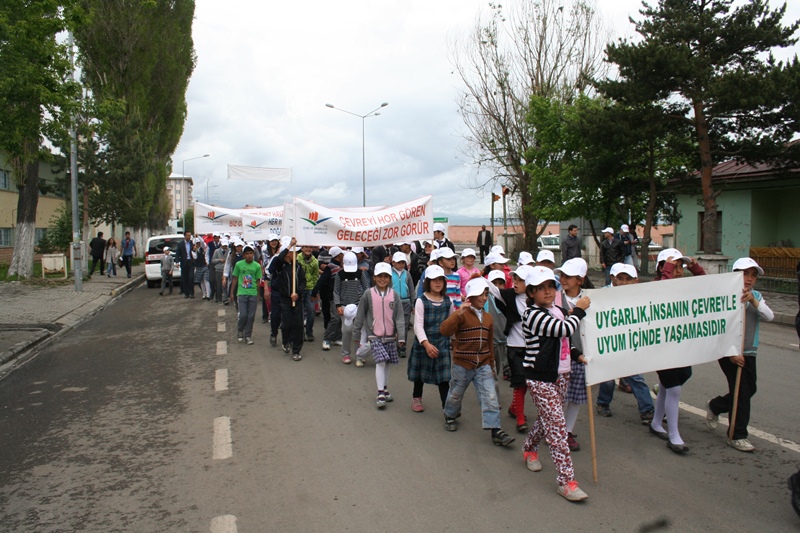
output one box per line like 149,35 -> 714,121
583,272 -> 744,386
195,202 -> 284,237
227,164 -> 292,182
241,206 -> 284,241
288,196 -> 433,247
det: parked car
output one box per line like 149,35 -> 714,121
537,235 -> 560,250
144,234 -> 184,288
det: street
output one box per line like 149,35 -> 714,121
1,283 -> 798,532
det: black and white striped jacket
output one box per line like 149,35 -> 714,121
522,304 -> 585,383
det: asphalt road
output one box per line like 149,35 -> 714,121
0,284 -> 798,532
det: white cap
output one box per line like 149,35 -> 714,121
429,249 -> 440,261
437,247 -> 456,259
602,227 -> 614,234
525,266 -> 557,287
392,251 -> 407,263
343,303 -> 358,326
279,236 -> 292,251
610,262 -> 637,278
487,270 -> 507,284
220,238 -> 229,246
464,277 -> 489,298
351,246 -> 364,254
513,265 -> 535,281
536,250 -> 556,263
518,251 -> 534,265
460,248 -> 477,258
424,265 -> 445,280
243,244 -> 255,253
484,252 -> 509,265
657,247 -> 688,264
490,245 -> 505,255
374,262 -> 392,276
556,258 -> 588,278
621,224 -> 630,232
342,251 -> 358,272
433,223 -> 446,233
163,246 -> 170,252
233,240 -> 244,248
328,246 -> 344,258
268,233 -> 279,241
732,257 -> 764,275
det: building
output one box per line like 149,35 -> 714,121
166,175 -> 194,225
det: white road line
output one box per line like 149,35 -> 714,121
217,322 -> 226,333
210,515 -> 238,533
213,416 -> 232,460
678,401 -> 800,453
790,343 -> 799,348
215,369 -> 229,392
216,341 -> 227,355
218,309 -> 225,317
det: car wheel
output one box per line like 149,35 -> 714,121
146,279 -> 156,288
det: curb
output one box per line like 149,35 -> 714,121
0,329 -> 51,366
110,273 -> 145,298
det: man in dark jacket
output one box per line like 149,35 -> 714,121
476,225 -> 493,263
561,225 -> 581,262
175,231 -> 196,298
88,232 -> 106,277
599,227 -> 625,286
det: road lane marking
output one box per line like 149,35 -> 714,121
213,416 -> 232,460
210,515 -> 237,533
216,341 -> 227,355
218,309 -> 225,317
215,369 -> 228,391
217,322 -> 226,332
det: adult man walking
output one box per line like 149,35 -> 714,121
561,225 -> 581,262
476,225 -> 493,263
617,224 -> 640,269
599,227 -> 625,286
88,231 -> 106,277
120,231 -> 137,278
176,231 -> 196,298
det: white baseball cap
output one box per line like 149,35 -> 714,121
437,247 -> 456,259
602,227 -> 614,234
460,248 -> 477,258
556,258 -> 588,278
343,303 -> 358,326
328,246 -> 344,258
243,244 -> 255,253
536,250 -> 556,263
513,265 -> 535,281
268,233 -> 279,241
465,277 -> 489,298
220,239 -> 229,246
392,251 -> 407,263
491,245 -> 505,255
484,252 -> 509,265
525,266 -> 557,287
610,263 -> 637,278
732,257 -> 764,275
424,265 -> 445,280
621,224 -> 630,232
518,251 -> 534,265
162,246 -> 170,252
342,251 -> 358,272
656,247 -> 688,264
487,270 -> 507,284
374,262 -> 392,276
351,246 -> 364,254
433,223 -> 446,233
429,249 -> 440,261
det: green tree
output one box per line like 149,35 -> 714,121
0,0 -> 78,278
598,0 -> 800,254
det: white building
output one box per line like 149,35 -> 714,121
166,175 -> 194,223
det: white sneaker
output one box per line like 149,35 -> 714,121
334,340 -> 343,346
246,337 -> 254,345
524,451 -> 542,472
376,394 -> 386,409
705,399 -> 718,430
727,438 -> 755,452
355,359 -> 365,368
321,340 -> 331,351
557,481 -> 588,502
383,391 -> 393,402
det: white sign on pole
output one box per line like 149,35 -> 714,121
582,272 -> 744,386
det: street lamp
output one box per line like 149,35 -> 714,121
182,153 -> 210,177
325,102 -> 388,206
180,154 -> 209,232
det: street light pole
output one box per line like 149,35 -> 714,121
180,154 -> 209,232
325,102 -> 388,207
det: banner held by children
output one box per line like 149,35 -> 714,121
290,196 -> 433,247
583,272 -> 744,386
194,202 -> 245,234
241,207 -> 284,241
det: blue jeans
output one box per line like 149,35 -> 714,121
302,290 -> 315,337
444,364 -> 501,429
237,295 -> 258,338
597,374 -> 654,414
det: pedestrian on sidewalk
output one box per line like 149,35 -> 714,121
194,238 -> 211,300
88,232 -> 106,277
104,238 -> 118,277
599,227 -> 624,286
158,246 -> 175,295
176,232 -> 196,299
120,231 -> 137,279
706,257 -> 774,452
231,244 -> 262,345
476,225 -> 493,263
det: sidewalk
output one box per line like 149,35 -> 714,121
0,264 -> 146,377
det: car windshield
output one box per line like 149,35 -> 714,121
148,237 -> 185,255
540,236 -> 559,246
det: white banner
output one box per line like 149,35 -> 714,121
194,202 -> 245,234
583,272 -> 744,386
241,206 -> 283,241
227,164 -> 292,182
288,196 -> 433,246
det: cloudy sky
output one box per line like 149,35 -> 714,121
174,0 -> 800,225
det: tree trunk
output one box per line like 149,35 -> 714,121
8,159 -> 40,279
694,101 -> 717,254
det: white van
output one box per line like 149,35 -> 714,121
144,234 -> 185,288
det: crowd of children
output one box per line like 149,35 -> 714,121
169,227 -> 777,504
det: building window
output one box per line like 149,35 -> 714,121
698,211 -> 722,252
0,228 -> 13,247
0,170 -> 10,190
35,228 -> 47,245
175,192 -> 181,200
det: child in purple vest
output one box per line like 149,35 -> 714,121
353,262 -> 406,409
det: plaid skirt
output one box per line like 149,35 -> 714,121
372,339 -> 399,365
565,359 -> 587,404
407,339 -> 451,384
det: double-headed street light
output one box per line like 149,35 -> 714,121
325,102 -> 388,207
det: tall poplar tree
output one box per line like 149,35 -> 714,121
598,0 -> 800,254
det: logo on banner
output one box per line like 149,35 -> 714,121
249,219 -> 267,229
300,211 -> 332,226
201,210 -> 226,221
